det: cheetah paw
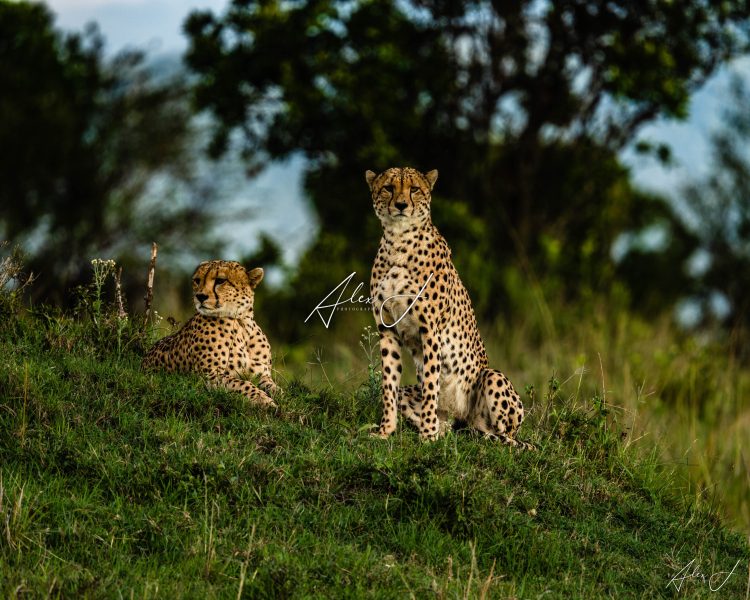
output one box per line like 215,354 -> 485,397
369,426 -> 393,439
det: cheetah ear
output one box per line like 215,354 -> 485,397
246,267 -> 264,288
365,170 -> 377,190
425,169 -> 438,190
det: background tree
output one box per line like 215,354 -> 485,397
183,0 -> 750,334
677,78 -> 750,351
0,1 -> 220,304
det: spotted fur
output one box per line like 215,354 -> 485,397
366,167 -> 533,448
142,260 -> 279,408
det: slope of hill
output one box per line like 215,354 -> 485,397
1,301 -> 748,598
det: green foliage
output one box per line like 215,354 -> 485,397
0,242 -> 35,325
2,299 -> 749,597
678,77 -> 750,345
0,1 -> 220,304
66,257 -> 157,356
183,0 -> 750,328
614,205 -> 702,317
186,0 -> 750,158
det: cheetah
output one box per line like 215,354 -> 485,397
143,260 -> 279,408
366,167 -> 533,448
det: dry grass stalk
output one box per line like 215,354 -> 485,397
144,242 -> 158,323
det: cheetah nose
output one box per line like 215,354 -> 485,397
394,201 -> 408,212
195,293 -> 208,303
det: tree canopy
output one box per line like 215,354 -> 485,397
184,0 -> 750,329
679,78 -> 750,343
0,1 -> 219,303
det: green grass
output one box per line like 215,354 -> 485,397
1,305 -> 749,598
276,300 -> 750,539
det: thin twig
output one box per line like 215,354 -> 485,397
114,266 -> 126,320
144,242 -> 158,324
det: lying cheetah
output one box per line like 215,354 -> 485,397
366,167 -> 532,448
143,260 -> 279,408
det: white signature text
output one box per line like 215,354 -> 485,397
667,558 -> 742,593
305,271 -> 433,329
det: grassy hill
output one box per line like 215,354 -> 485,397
1,292 -> 749,598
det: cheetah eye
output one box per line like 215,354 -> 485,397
410,186 -> 420,194
192,278 -> 200,285
215,278 -> 227,285
383,185 -> 394,194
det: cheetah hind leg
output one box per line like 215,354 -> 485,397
399,385 -> 452,437
474,369 -> 535,450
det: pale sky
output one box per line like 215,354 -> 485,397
47,0 -> 226,52
623,55 -> 750,197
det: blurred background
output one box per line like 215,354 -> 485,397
1,0 -> 749,530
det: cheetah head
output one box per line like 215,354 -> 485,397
365,167 -> 438,229
191,260 -> 264,319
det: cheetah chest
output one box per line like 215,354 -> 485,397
186,318 -> 265,377
373,265 -> 425,348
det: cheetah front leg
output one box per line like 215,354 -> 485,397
242,358 -> 282,398
257,374 -> 280,396
418,327 -> 442,440
206,371 -> 277,408
374,325 -> 402,437
244,364 -> 281,397
398,384 -> 423,429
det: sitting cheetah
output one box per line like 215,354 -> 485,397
366,167 -> 532,448
143,260 -> 279,408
